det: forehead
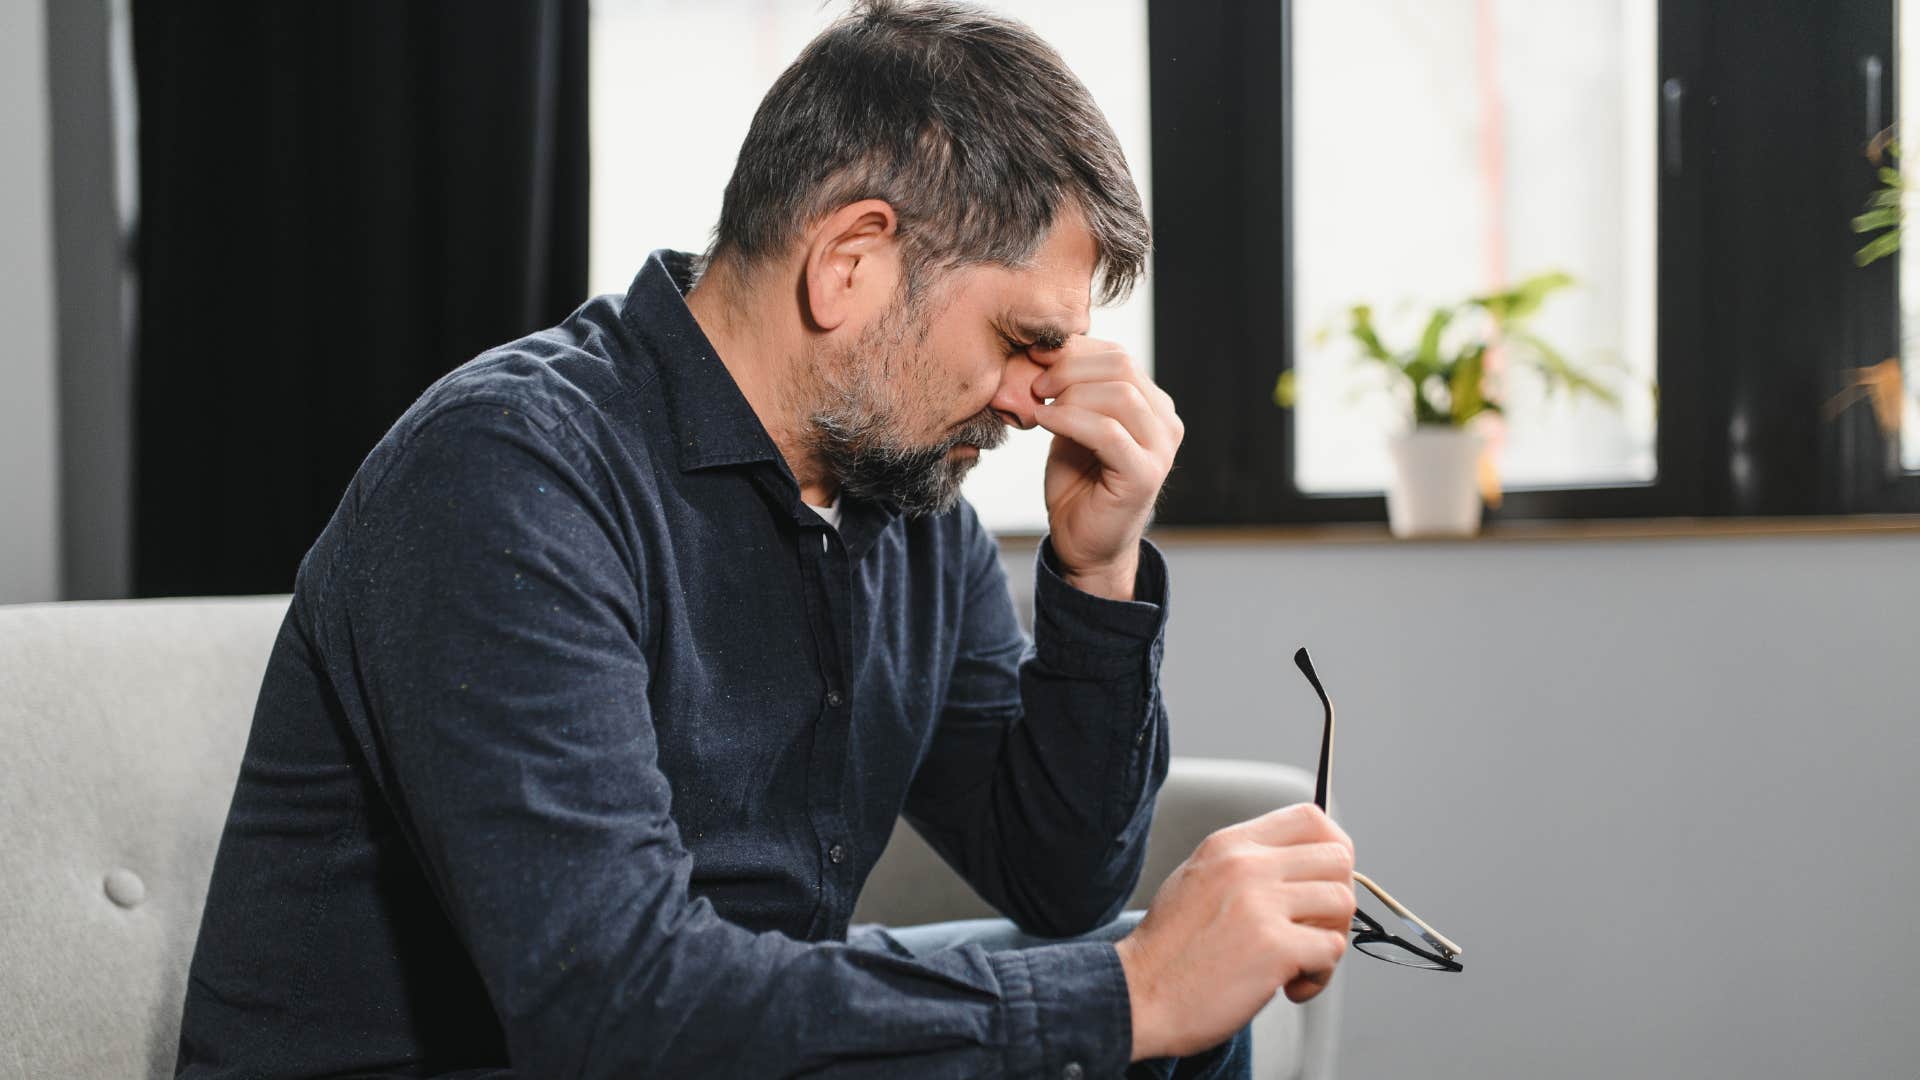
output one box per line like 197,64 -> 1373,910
953,212 -> 1097,334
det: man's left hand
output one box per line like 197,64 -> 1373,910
1028,337 -> 1183,601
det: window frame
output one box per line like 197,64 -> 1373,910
1145,0 -> 1919,525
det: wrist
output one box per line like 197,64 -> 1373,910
1059,546 -> 1141,602
1113,935 -> 1163,1063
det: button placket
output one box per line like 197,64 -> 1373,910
791,519 -> 856,939
793,511 -> 866,937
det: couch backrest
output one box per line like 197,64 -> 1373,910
0,595 -> 292,1080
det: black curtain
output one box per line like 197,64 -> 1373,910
131,1 -> 589,597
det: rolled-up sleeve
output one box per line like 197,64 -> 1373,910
900,502 -> 1173,994
337,402 -> 1131,1079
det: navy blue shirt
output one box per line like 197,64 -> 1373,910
176,249 -> 1174,1078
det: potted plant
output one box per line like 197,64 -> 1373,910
1836,128 -> 1911,443
1274,270 -> 1620,537
1851,127 -> 1904,267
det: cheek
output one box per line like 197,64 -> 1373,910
940,353 -> 1000,407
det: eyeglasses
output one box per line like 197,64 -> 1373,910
1295,647 -> 1463,973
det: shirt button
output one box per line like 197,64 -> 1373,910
828,843 -> 847,864
1063,1063 -> 1085,1080
826,690 -> 845,707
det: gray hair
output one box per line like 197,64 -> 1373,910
700,0 -> 1150,307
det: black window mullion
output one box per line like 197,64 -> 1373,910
1148,0 -> 1283,524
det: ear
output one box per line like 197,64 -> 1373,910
800,199 -> 902,333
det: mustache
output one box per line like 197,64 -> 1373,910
937,408 -> 1010,453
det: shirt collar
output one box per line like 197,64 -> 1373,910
620,248 -> 784,474
619,248 -> 904,556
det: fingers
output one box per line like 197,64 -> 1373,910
1235,802 -> 1355,857
1282,927 -> 1349,1002
1282,878 -> 1358,928
1270,841 -> 1355,885
1046,380 -> 1171,455
1032,401 -> 1157,482
1284,968 -> 1332,1004
1030,341 -> 1184,445
1029,345 -> 1135,400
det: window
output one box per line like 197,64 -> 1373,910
589,0 -> 1153,533
1149,0 -> 1920,524
1290,0 -> 1659,495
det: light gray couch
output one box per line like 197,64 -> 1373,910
0,595 -> 1343,1079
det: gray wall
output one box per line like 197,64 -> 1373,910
1008,532 -> 1919,1078
0,0 -> 60,605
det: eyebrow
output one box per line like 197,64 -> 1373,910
999,312 -> 1076,351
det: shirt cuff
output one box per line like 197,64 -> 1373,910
1032,535 -> 1170,678
989,940 -> 1134,1079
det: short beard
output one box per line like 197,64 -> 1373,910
811,402 -> 1007,517
803,296 -> 1008,518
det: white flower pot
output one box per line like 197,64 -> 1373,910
1385,427 -> 1485,538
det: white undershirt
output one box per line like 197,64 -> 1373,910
805,492 -> 843,531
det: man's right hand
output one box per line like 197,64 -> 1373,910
1111,803 -> 1357,1062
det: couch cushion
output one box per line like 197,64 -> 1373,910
0,595 -> 290,1080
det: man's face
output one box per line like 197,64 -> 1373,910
805,216 -> 1097,516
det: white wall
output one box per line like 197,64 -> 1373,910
1003,532 -> 1920,1077
0,0 -> 60,605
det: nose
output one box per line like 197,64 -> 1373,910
989,353 -> 1048,431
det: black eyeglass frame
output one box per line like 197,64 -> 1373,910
1294,647 -> 1463,973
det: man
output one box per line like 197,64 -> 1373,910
176,2 -> 1357,1076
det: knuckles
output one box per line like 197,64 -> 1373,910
1196,825 -> 1237,858
1211,841 -> 1265,880
1297,804 -> 1356,856
1254,920 -> 1295,960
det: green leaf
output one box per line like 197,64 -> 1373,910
1880,166 -> 1904,187
1473,270 -> 1576,324
1855,227 -> 1903,266
1449,345 -> 1489,425
1417,306 -> 1455,373
1347,305 -> 1395,364
1273,369 -> 1298,408
1853,207 -> 1901,232
1412,384 -> 1450,425
1515,329 -> 1620,407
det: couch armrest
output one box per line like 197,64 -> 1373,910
854,755 -> 1346,1080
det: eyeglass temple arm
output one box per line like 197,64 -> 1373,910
1353,869 -> 1463,959
1294,649 -> 1462,961
1292,648 -> 1332,811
